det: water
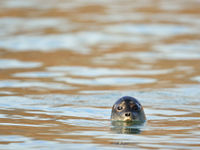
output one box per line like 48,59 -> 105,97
0,0 -> 200,149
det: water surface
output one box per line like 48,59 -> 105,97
0,0 -> 200,149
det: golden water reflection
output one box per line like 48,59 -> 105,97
0,0 -> 200,149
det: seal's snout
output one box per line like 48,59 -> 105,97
125,112 -> 131,117
124,112 -> 136,121
123,112 -> 133,121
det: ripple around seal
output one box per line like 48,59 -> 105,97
56,77 -> 157,86
60,119 -> 109,127
0,86 -> 200,149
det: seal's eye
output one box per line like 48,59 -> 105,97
117,106 -> 123,110
133,105 -> 140,111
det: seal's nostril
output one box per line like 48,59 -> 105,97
125,112 -> 131,117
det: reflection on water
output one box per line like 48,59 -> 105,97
111,126 -> 142,135
0,0 -> 200,149
111,121 -> 145,134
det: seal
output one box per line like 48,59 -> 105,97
111,96 -> 146,123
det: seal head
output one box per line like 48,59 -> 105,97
111,96 -> 146,123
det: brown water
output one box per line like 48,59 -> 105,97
0,0 -> 200,149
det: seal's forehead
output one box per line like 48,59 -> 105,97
114,96 -> 140,105
116,100 -> 125,105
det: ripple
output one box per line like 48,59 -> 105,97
0,95 -> 110,118
0,32 -> 143,52
0,122 -> 49,127
0,80 -> 75,90
30,94 -> 116,107
0,135 -> 30,142
153,42 -> 200,60
54,106 -> 109,119
0,91 -> 16,95
48,66 -> 135,76
48,66 -> 172,77
105,24 -> 196,36
191,76 -> 200,82
101,51 -> 200,62
13,71 -> 66,78
56,77 -> 156,86
155,42 -> 200,52
60,119 -> 108,127
2,0 -> 40,8
0,59 -> 42,69
0,17 -> 74,36
0,96 -> 44,109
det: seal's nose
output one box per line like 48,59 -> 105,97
123,112 -> 134,121
125,112 -> 131,117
